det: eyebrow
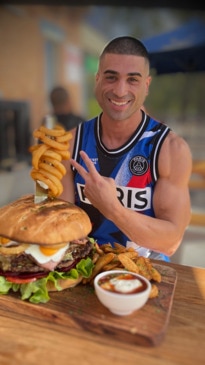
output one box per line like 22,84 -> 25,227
104,70 -> 142,77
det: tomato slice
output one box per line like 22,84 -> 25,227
5,276 -> 37,284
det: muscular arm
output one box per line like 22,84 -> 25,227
70,132 -> 192,257
115,133 -> 192,256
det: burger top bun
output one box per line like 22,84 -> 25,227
0,194 -> 92,245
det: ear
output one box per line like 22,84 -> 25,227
145,75 -> 152,95
95,72 -> 99,82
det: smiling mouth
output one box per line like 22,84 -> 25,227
110,99 -> 130,106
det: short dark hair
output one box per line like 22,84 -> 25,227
50,86 -> 69,108
100,36 -> 150,65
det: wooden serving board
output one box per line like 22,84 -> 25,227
0,264 -> 177,347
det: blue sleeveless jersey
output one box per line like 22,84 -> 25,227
72,112 -> 170,259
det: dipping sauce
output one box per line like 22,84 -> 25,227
98,273 -> 147,294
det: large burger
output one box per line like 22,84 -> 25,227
0,194 -> 95,304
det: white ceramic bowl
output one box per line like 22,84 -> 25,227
94,270 -> 151,316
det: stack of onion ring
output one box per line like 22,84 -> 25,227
29,124 -> 72,197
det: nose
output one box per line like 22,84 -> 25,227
112,80 -> 127,98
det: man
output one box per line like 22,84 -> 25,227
60,36 -> 192,261
49,86 -> 85,131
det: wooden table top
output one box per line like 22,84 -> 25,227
0,261 -> 204,365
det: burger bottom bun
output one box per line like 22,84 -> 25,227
46,275 -> 82,292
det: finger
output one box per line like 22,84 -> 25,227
79,151 -> 98,176
70,158 -> 88,180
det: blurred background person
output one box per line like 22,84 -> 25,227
48,86 -> 85,131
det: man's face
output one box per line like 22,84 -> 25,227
94,53 -> 151,121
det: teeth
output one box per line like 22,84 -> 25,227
111,100 -> 128,106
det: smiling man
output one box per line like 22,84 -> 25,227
60,36 -> 192,262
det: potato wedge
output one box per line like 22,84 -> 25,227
149,284 -> 159,298
89,252 -> 116,280
118,253 -> 139,273
150,266 -> 162,283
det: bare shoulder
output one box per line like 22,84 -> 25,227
163,130 -> 192,156
159,131 -> 192,182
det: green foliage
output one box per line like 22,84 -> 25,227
145,72 -> 205,121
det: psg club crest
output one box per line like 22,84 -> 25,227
129,155 -> 149,176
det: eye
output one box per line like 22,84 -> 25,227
128,77 -> 139,83
105,75 -> 116,81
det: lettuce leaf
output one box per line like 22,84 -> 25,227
0,257 -> 94,304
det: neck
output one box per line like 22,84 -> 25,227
100,111 -> 144,149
